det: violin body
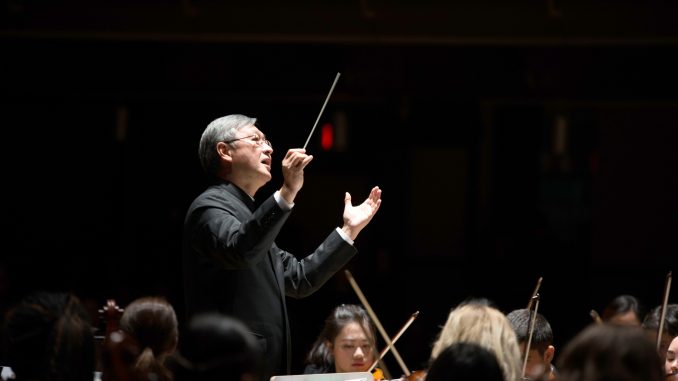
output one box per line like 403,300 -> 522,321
406,370 -> 427,381
372,368 -> 427,381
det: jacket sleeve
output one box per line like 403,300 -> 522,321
278,229 -> 357,298
192,194 -> 291,269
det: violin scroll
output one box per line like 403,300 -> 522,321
98,299 -> 124,336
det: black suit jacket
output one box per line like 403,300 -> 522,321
182,181 -> 356,380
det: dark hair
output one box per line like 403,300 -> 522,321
173,313 -> 262,381
2,291 -> 95,381
119,297 -> 179,381
304,304 -> 375,372
505,308 -> 553,355
426,342 -> 505,381
601,294 -> 645,323
556,324 -> 663,381
642,304 -> 678,336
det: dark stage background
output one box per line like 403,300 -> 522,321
1,0 -> 677,374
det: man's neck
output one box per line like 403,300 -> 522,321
225,177 -> 259,199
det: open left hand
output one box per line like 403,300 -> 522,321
341,186 -> 382,241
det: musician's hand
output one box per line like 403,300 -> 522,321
341,186 -> 382,241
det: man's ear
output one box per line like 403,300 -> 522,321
217,142 -> 233,163
544,345 -> 555,363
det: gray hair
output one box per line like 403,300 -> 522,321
198,114 -> 257,176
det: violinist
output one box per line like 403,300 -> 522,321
425,342 -> 505,381
117,297 -> 179,381
303,304 -> 377,375
666,335 -> 678,380
600,294 -> 645,326
506,308 -> 557,381
642,304 -> 678,364
556,324 -> 664,381
429,298 -> 523,381
2,291 -> 96,381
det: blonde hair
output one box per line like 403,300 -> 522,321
430,301 -> 522,381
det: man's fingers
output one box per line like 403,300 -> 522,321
299,155 -> 313,168
284,150 -> 312,168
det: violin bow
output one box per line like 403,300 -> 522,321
523,294 -> 540,379
303,72 -> 341,150
526,276 -> 543,310
345,269 -> 412,378
589,309 -> 603,324
368,311 -> 420,372
657,271 -> 673,351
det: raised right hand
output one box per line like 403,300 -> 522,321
279,148 -> 313,204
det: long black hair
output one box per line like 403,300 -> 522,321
304,304 -> 375,373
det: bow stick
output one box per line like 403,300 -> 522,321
589,309 -> 603,324
345,269 -> 412,377
527,276 -> 543,310
523,294 -> 540,379
368,311 -> 419,372
657,271 -> 673,351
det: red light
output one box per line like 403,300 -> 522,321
321,123 -> 334,151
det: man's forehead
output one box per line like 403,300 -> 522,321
240,125 -> 265,136
520,342 -> 542,353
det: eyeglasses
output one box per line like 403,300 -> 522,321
224,134 -> 272,149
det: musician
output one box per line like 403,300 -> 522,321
667,335 -> 678,380
506,308 -> 557,381
429,298 -> 523,381
642,304 -> 678,364
556,324 -> 664,381
303,304 -> 376,374
172,313 -> 264,381
182,114 -> 382,381
601,294 -> 645,326
2,291 -> 95,381
425,342 -> 505,381
118,296 -> 179,381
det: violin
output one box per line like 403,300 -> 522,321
99,299 -> 124,336
97,299 -> 141,381
372,367 -> 385,380
96,299 -> 124,373
405,370 -> 427,381
372,368 -> 427,381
